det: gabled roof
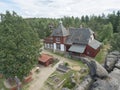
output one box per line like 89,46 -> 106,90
51,21 -> 69,36
69,44 -> 86,53
65,28 -> 94,44
38,54 -> 53,63
88,39 -> 101,49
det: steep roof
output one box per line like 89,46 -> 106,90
88,39 -> 101,49
51,21 -> 69,36
38,54 -> 53,63
65,28 -> 94,44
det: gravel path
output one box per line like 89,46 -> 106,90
42,50 -> 81,66
28,50 -> 81,90
28,60 -> 62,90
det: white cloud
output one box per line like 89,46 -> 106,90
0,0 -> 120,18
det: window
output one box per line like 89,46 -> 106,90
56,44 -> 61,50
47,44 -> 49,48
50,44 -> 53,49
87,51 -> 90,55
45,43 -> 47,48
56,37 -> 60,42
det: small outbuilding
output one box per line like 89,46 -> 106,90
38,54 -> 53,66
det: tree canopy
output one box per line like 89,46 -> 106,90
0,11 -> 41,80
0,10 -> 120,79
25,11 -> 120,51
111,33 -> 120,51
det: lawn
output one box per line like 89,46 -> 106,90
95,44 -> 110,63
53,51 -> 86,67
95,49 -> 106,63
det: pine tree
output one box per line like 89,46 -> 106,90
0,11 -> 41,80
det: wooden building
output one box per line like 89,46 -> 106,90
38,54 -> 53,66
44,21 -> 101,58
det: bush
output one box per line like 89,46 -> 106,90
64,62 -> 69,66
63,79 -> 76,89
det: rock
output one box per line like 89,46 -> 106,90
81,58 -> 108,78
75,51 -> 120,90
71,78 -> 76,84
80,68 -> 87,73
62,88 -> 70,90
95,61 -> 108,78
91,68 -> 120,90
107,54 -> 117,58
75,75 -> 92,90
109,68 -> 120,82
91,78 -> 119,90
70,73 -> 75,78
104,54 -> 118,72
110,68 -> 120,90
115,59 -> 120,69
109,51 -> 120,56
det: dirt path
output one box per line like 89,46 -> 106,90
28,60 -> 62,90
42,50 -> 81,66
28,50 -> 81,90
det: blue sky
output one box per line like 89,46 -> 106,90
0,0 -> 120,18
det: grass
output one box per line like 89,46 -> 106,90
22,83 -> 31,90
95,49 -> 106,63
43,68 -> 88,90
51,58 -> 60,67
95,44 -> 110,63
52,51 -> 65,57
44,70 -> 76,90
52,51 -> 86,67
46,49 -> 86,69
69,58 -> 86,67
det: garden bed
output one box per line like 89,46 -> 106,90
43,69 -> 84,90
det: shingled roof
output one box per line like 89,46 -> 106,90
69,44 -> 86,53
51,21 -> 69,36
88,39 -> 101,49
65,27 -> 94,44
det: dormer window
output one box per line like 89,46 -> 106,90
56,37 -> 60,42
89,35 -> 94,43
91,35 -> 94,40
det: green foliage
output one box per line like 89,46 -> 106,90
24,11 -> 120,45
0,11 -> 41,80
108,11 -> 120,33
111,33 -> 120,51
97,22 -> 113,42
95,49 -> 106,63
63,79 -> 76,89
64,62 -> 69,66
25,18 -> 58,39
0,10 -> 119,80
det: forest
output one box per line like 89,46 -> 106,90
0,11 -> 120,80
25,11 -> 120,51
